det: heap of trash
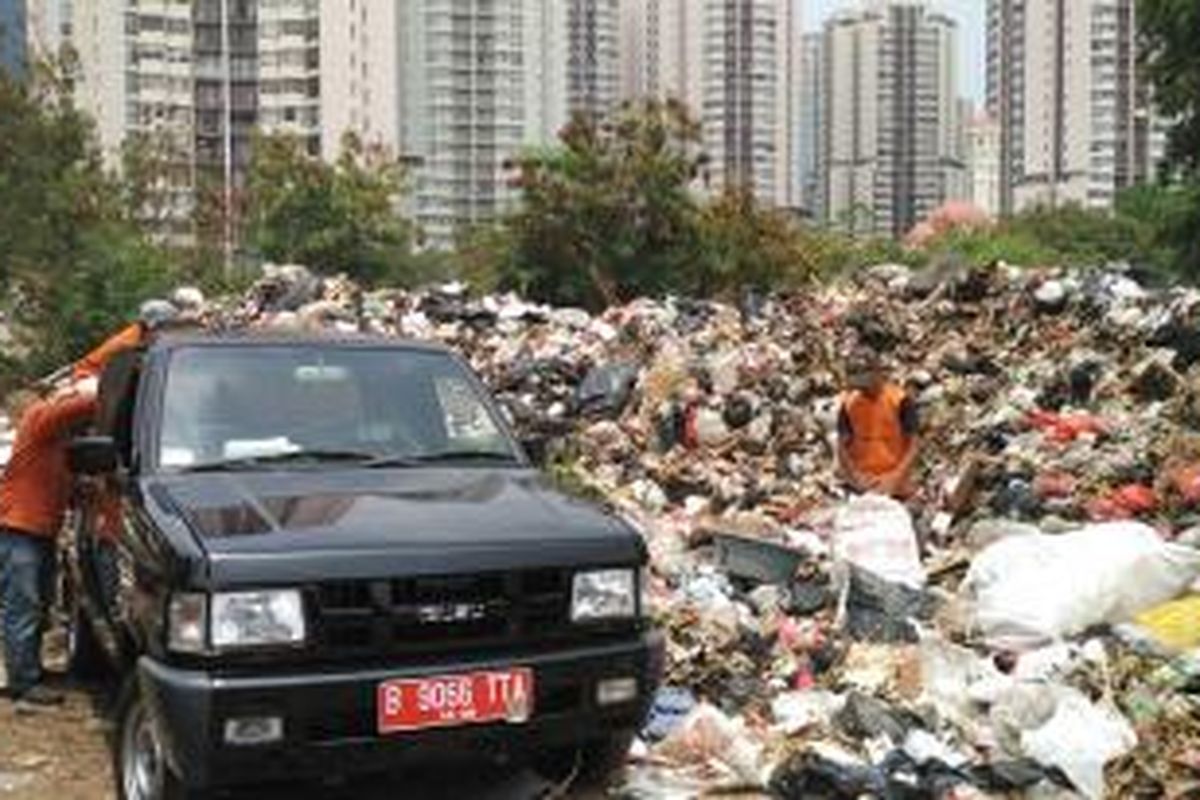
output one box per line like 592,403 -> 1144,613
174,261 -> 1200,797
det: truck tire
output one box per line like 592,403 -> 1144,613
113,677 -> 202,800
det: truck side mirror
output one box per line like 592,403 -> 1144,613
69,436 -> 118,476
498,400 -> 518,429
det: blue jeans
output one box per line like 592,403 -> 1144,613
0,531 -> 53,697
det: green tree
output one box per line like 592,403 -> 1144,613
490,101 -> 829,307
694,188 -> 818,295
0,66 -> 173,383
244,132 -> 415,284
1004,205 -> 1143,265
1139,0 -> 1200,278
120,128 -> 193,236
1140,0 -> 1200,174
1116,179 -> 1200,278
498,100 -> 706,309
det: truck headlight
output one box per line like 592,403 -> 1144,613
571,569 -> 636,622
211,590 -> 307,649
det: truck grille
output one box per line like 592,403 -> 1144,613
311,569 -> 573,657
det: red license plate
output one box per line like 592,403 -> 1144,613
377,668 -> 534,734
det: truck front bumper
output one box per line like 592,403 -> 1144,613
138,631 -> 664,789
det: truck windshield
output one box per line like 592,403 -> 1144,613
157,345 -> 518,471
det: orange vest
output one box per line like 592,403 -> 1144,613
841,383 -> 909,478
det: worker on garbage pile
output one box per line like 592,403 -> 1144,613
837,350 -> 920,499
0,384 -> 97,712
71,298 -> 183,382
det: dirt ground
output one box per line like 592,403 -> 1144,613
0,681 -> 113,800
0,634 -> 608,800
0,682 -> 608,799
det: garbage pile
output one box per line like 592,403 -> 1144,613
194,261 -> 1200,797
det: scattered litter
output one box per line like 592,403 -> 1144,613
964,523 -> 1200,650
1021,688 -> 1138,800
53,261 -> 1200,798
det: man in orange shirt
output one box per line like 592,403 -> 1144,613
0,386 -> 97,710
836,351 -> 920,499
71,298 -> 181,382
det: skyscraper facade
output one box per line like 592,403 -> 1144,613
619,0 -> 704,114
823,4 -> 968,238
967,111 -> 1002,218
797,31 -> 823,219
69,0 -> 321,243
25,0 -> 70,64
987,0 -> 1165,214
318,0 -> 401,161
567,0 -> 620,119
393,0 -> 567,246
619,0 -> 803,210
0,0 -> 26,76
72,0 -> 321,178
701,0 -> 803,209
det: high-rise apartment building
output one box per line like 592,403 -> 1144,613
987,0 -> 1165,214
72,0 -> 320,185
392,0 -> 567,246
567,0 -> 620,119
0,0 -> 26,76
798,31 -> 823,219
619,0 -> 703,125
69,0 -> 573,248
318,0 -> 401,161
620,0 -> 803,210
705,0 -> 804,210
25,0 -> 70,64
968,111 -> 1002,217
822,4 -> 968,238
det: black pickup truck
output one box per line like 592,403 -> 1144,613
65,333 -> 663,800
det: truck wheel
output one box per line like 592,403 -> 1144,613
539,731 -> 635,787
113,678 -> 200,800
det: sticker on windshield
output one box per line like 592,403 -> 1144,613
161,447 -> 196,467
435,377 -> 501,442
223,438 -> 300,460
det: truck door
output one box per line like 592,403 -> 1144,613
69,348 -> 142,669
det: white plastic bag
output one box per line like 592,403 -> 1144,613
770,690 -> 845,736
655,703 -> 763,784
833,494 -> 925,588
1021,688 -> 1137,800
963,523 -> 1200,651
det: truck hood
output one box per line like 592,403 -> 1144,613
146,468 -> 643,585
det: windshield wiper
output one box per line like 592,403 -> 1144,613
365,450 -> 519,469
183,449 -> 379,473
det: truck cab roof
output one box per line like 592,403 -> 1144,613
150,329 -> 456,355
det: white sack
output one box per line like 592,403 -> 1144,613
963,522 -> 1200,651
833,494 -> 925,588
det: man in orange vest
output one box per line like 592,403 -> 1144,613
0,386 -> 97,711
837,351 -> 920,498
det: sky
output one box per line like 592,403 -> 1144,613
806,0 -> 987,106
